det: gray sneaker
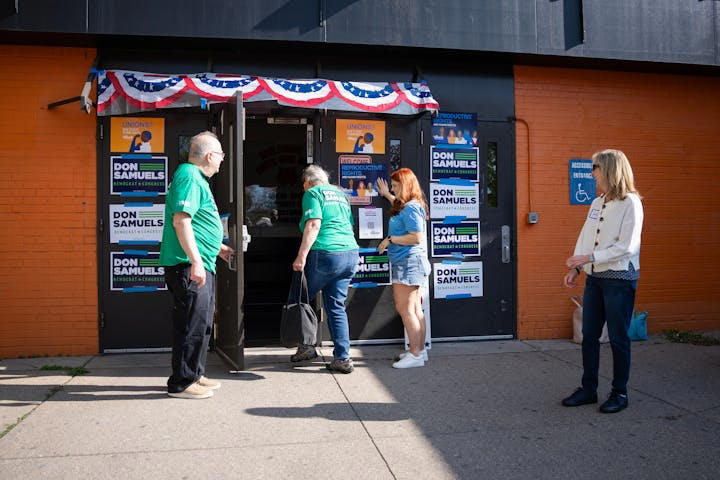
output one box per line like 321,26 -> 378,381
326,358 -> 354,374
290,344 -> 318,362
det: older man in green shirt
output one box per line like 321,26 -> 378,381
160,131 -> 233,399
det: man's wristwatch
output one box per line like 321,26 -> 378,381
386,236 -> 393,244
574,267 -> 581,274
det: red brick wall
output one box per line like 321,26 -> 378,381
515,65 -> 720,339
0,45 -> 98,358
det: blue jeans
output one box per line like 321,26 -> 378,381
581,275 -> 637,395
303,249 -> 359,360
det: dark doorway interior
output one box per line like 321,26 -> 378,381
242,117 -> 308,345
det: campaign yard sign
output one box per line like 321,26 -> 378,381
110,251 -> 166,292
430,146 -> 479,182
350,249 -> 391,287
109,203 -> 164,244
429,182 -> 479,219
431,221 -> 481,257
433,261 -> 483,299
111,155 -> 167,195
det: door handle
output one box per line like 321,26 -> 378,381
501,225 -> 511,263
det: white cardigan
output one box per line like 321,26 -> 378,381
573,193 -> 644,274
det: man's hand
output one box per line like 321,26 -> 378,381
219,244 -> 235,263
190,261 -> 206,288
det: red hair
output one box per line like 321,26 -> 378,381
390,168 -> 428,218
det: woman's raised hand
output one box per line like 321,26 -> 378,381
376,178 -> 390,198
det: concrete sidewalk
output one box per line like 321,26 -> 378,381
1,337 -> 719,479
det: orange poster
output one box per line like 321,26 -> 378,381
110,117 -> 165,153
336,119 -> 385,154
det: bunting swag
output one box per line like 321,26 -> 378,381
97,70 -> 439,116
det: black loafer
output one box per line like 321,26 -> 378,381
599,391 -> 628,413
562,387 -> 598,407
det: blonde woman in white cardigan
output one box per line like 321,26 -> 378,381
562,149 -> 644,414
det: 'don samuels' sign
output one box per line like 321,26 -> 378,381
430,146 -> 479,182
350,250 -> 390,287
110,251 -> 166,292
111,155 -> 167,195
431,221 -> 481,257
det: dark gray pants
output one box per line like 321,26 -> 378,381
164,263 -> 216,393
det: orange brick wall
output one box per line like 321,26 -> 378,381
0,45 -> 98,358
515,65 -> 720,339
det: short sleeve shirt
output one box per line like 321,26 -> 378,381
159,163 -> 223,273
300,184 -> 359,252
388,200 -> 427,263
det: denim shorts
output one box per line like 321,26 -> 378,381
391,254 -> 431,287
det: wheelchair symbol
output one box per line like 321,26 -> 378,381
575,183 -> 590,203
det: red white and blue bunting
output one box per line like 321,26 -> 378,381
97,70 -> 439,116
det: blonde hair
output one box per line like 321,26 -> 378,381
592,149 -> 640,201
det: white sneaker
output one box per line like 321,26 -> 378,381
197,375 -> 221,390
167,382 -> 214,399
396,349 -> 428,362
392,352 -> 425,369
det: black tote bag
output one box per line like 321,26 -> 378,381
280,271 -> 319,348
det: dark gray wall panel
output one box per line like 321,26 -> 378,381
536,0 -> 585,57
582,0 -> 715,64
324,0 -> 537,53
0,0 -> 87,32
89,0 -> 323,42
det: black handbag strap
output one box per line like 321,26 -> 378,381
287,270 -> 310,306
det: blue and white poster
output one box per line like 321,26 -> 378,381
110,251 -> 166,292
350,249 -> 391,287
111,155 -> 167,196
430,146 -> 480,182
109,203 -> 165,244
431,221 -> 481,257
432,112 -> 477,146
569,158 -> 596,205
433,261 -> 483,299
429,182 -> 480,219
338,155 -> 389,205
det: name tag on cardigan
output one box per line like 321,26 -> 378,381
588,208 -> 600,220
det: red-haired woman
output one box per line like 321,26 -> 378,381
377,169 -> 431,368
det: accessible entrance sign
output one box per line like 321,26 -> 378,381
569,158 -> 596,205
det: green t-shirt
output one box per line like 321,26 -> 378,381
300,184 -> 359,252
159,163 -> 223,273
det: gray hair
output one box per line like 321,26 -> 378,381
302,165 -> 329,186
189,131 -> 219,159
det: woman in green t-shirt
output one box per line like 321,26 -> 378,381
291,165 -> 359,374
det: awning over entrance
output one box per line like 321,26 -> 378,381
97,70 -> 439,116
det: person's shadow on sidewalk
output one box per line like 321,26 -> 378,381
245,402 -> 410,421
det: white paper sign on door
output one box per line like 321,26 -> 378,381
433,260 -> 483,299
359,207 -> 383,239
429,182 -> 479,219
109,203 -> 165,244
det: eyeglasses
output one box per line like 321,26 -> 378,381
211,151 -> 226,159
592,164 -> 599,171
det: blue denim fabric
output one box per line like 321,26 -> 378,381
391,253 -> 431,288
581,275 -> 637,395
304,249 -> 359,360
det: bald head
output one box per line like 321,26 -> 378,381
189,131 -> 220,161
188,131 -> 224,177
